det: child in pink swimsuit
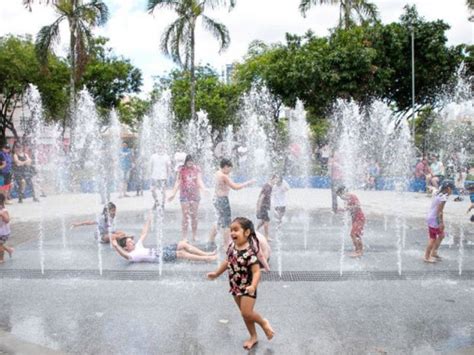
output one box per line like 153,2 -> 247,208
336,186 -> 365,257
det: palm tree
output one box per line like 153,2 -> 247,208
299,0 -> 378,29
468,0 -> 474,21
35,0 -> 109,101
148,0 -> 235,120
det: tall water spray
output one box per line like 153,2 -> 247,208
287,100 -> 312,250
330,99 -> 415,272
24,85 -> 47,273
70,89 -> 103,274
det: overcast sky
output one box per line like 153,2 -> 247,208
0,0 -> 472,93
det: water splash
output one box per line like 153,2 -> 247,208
24,85 -> 46,273
458,224 -> 464,275
70,89 -> 102,274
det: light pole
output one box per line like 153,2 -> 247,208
411,26 -> 416,141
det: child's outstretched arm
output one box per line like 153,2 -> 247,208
207,260 -> 228,280
139,212 -> 153,242
71,220 -> 97,228
167,173 -> 180,202
111,239 -> 130,261
224,175 -> 256,191
245,264 -> 261,296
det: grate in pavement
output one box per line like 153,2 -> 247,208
0,269 -> 472,282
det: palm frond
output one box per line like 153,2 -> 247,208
160,17 -> 190,66
76,0 -> 109,26
35,17 -> 64,66
353,0 -> 378,23
201,15 -> 230,52
299,0 -> 338,17
23,0 -> 56,11
203,0 -> 236,11
147,0 -> 183,13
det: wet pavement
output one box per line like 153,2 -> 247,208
1,191 -> 473,354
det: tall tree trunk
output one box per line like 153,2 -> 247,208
343,0 -> 351,28
69,17 -> 77,105
190,21 -> 196,121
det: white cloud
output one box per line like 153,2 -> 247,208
0,0 -> 472,94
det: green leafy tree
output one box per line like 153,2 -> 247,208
81,37 -> 143,114
0,35 -> 69,141
147,0 -> 235,121
162,66 -> 242,140
374,6 -> 463,115
35,0 -> 109,101
117,97 -> 151,129
299,0 -> 378,28
236,6 -> 465,140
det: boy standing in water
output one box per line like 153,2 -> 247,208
256,175 -> 278,241
336,186 -> 365,257
424,180 -> 454,262
208,159 -> 255,248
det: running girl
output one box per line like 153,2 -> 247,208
424,180 -> 454,263
71,202 -> 125,243
112,212 -> 217,263
336,186 -> 365,257
0,194 -> 13,263
207,217 -> 274,350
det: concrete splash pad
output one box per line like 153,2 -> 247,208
1,189 -> 473,353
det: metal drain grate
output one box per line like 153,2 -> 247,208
0,269 -> 472,282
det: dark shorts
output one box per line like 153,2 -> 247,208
0,234 -> 9,243
151,179 -> 167,189
214,196 -> 231,228
231,290 -> 257,299
162,243 -> 178,262
257,208 -> 270,222
1,172 -> 12,186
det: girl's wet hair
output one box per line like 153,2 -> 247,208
438,180 -> 455,194
336,185 -> 346,195
102,202 -> 116,223
184,154 -> 193,165
232,217 -> 260,254
118,236 -> 133,248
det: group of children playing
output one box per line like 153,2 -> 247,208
1,156 -> 473,350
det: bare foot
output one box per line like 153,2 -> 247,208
431,254 -> 442,260
423,258 -> 437,263
243,338 -> 258,350
5,247 -> 13,258
262,319 -> 274,340
349,252 -> 362,258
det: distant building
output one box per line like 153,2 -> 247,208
224,64 -> 235,84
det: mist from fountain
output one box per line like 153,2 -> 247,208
24,84 -> 47,273
70,89 -> 104,274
